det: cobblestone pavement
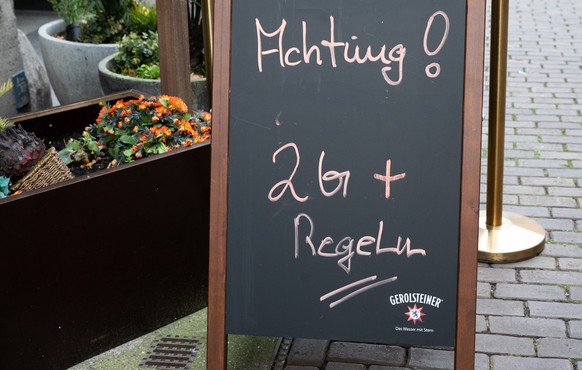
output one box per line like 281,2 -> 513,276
275,0 -> 582,369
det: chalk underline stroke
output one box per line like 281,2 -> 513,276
320,275 -> 398,308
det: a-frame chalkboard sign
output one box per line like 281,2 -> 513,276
209,0 -> 486,368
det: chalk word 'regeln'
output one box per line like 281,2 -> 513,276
294,213 -> 426,274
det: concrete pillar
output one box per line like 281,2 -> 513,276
0,1 -> 52,118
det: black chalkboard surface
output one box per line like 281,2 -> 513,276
226,0 -> 466,347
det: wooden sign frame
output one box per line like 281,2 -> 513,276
208,0 -> 486,368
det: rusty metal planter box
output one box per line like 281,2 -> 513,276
0,92 -> 210,369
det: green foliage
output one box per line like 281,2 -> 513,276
93,0 -> 133,22
127,2 -> 158,35
0,79 -> 13,98
79,16 -> 124,44
48,0 -> 90,25
0,79 -> 13,131
113,31 -> 159,79
135,64 -> 160,79
79,0 -> 157,44
58,131 -> 103,165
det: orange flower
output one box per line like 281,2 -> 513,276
160,95 -> 188,113
84,95 -> 210,165
155,106 -> 168,116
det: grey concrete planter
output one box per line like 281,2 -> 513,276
38,19 -> 118,105
98,52 -> 209,111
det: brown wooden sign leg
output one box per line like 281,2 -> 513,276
454,0 -> 486,368
208,0 -> 232,367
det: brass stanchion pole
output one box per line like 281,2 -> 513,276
478,0 -> 545,262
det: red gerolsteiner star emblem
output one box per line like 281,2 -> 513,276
405,304 -> 426,325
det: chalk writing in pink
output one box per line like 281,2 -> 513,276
320,275 -> 398,308
256,16 -> 406,86
373,160 -> 406,199
423,11 -> 450,78
318,151 -> 350,198
294,214 -> 426,274
268,143 -> 309,202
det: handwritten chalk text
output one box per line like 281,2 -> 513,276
256,16 -> 406,86
294,213 -> 426,274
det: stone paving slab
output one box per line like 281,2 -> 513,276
326,342 -> 406,367
407,348 -> 453,369
490,356 -> 574,370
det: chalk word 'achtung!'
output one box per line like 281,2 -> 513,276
256,16 -> 406,86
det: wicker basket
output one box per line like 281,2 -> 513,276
12,147 -> 74,193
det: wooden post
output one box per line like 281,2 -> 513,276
208,0 -> 231,367
454,0 -> 486,367
157,0 -> 193,106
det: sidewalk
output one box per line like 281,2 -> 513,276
16,0 -> 582,368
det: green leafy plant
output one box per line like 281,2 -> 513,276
127,1 -> 158,36
135,64 -> 160,79
113,31 -> 159,78
59,95 -> 211,168
58,131 -> 102,165
78,0 -> 157,44
47,0 -> 90,25
0,79 -> 13,129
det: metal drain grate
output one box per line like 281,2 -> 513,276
140,336 -> 200,370
271,337 -> 293,370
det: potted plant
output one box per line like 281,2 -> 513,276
98,29 -> 209,110
38,0 -> 157,105
0,91 -> 211,369
0,79 -> 73,197
59,94 -> 211,171
47,0 -> 89,41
